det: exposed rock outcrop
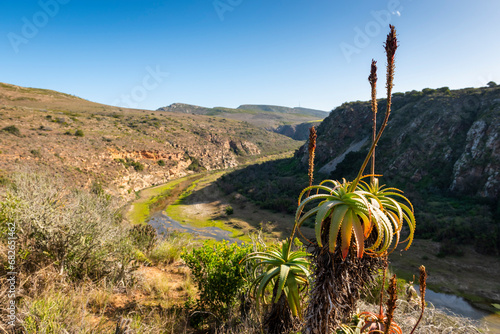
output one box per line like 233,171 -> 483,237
296,86 -> 500,199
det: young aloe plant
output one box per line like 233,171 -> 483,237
243,238 -> 310,317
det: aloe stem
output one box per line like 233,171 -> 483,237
410,266 -> 428,334
349,25 -> 397,193
369,60 -> 378,184
291,126 -> 317,241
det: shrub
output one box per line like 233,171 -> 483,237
0,171 -> 132,280
115,158 -> 145,171
132,161 -> 144,171
129,224 -> 157,253
225,205 -> 234,215
1,125 -> 21,137
157,159 -> 166,166
187,156 -> 206,172
181,241 -> 253,323
30,149 -> 42,158
438,86 -> 451,94
74,129 -> 84,137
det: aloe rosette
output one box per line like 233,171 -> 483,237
243,239 -> 310,317
295,177 -> 415,259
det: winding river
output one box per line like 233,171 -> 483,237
148,211 -> 242,244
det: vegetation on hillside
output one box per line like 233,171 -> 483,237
157,103 -> 327,131
0,82 -> 301,202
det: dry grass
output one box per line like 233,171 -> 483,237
0,264 -> 194,334
149,232 -> 199,265
357,299 -> 487,334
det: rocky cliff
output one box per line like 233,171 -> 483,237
296,86 -> 500,200
273,121 -> 322,140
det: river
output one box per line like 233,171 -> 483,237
418,287 -> 500,332
148,211 -> 242,244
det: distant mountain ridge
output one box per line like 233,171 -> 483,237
157,103 -> 328,135
237,104 -> 329,118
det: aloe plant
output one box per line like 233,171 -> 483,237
245,239 -> 310,316
296,178 -> 415,259
300,25 -> 417,334
242,238 -> 310,333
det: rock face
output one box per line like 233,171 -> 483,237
296,86 -> 500,199
273,121 -> 322,140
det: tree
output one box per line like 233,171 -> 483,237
295,25 -> 416,333
487,81 -> 497,88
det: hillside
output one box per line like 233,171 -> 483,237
296,86 -> 500,200
0,83 -> 301,202
273,120 -> 322,140
218,86 -> 500,255
157,103 -> 327,130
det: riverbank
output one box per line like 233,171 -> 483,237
125,173 -> 204,225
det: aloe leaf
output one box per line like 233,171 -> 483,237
256,267 -> 280,303
275,264 -> 290,302
296,206 -> 320,229
327,204 -> 349,251
352,213 -> 365,258
341,209 -> 354,259
286,275 -> 301,317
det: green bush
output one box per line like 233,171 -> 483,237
225,205 -> 234,215
74,129 -> 84,137
1,125 -> 21,137
362,269 -> 408,304
30,149 -> 42,158
438,86 -> 451,94
181,241 -> 253,322
157,159 -> 166,166
115,158 -> 144,171
132,161 -> 144,171
187,156 -> 206,172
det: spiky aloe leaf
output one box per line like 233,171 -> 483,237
328,204 -> 349,251
242,239 -> 310,318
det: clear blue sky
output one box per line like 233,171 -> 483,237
1,1 -> 499,111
